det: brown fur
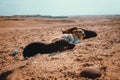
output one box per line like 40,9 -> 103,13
72,30 -> 85,40
62,27 -> 78,34
62,27 -> 85,40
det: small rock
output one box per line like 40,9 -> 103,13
12,49 -> 18,56
80,66 -> 101,79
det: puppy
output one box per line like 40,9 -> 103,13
62,27 -> 97,39
23,39 -> 75,58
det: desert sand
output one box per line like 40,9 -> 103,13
0,16 -> 120,80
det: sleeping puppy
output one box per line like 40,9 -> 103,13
62,27 -> 97,39
23,39 -> 75,58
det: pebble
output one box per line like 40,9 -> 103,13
80,66 -> 101,79
12,49 -> 18,56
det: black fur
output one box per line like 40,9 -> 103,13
23,39 -> 75,58
80,28 -> 97,39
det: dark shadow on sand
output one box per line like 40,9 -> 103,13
0,71 -> 13,80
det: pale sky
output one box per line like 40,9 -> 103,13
0,0 -> 120,16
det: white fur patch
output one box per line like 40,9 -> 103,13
56,34 -> 80,44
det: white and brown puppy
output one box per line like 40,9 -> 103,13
62,27 -> 97,39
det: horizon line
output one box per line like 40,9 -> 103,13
0,14 -> 120,17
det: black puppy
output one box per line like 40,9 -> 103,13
23,39 -> 75,58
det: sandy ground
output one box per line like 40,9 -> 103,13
0,16 -> 120,80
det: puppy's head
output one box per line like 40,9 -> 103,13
54,39 -> 75,51
73,29 -> 85,40
62,27 -> 77,34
